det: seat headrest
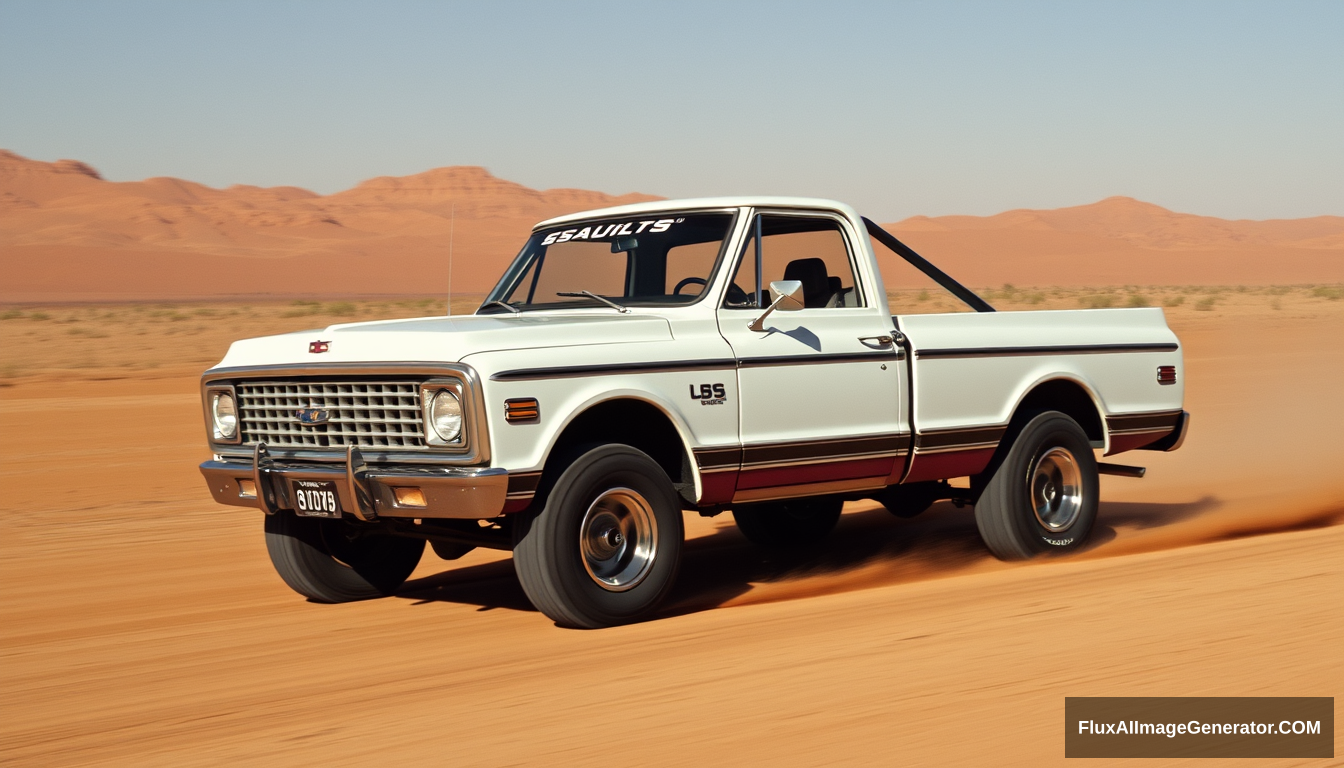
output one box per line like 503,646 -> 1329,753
783,257 -> 833,308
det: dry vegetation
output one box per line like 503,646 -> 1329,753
886,282 -> 1344,315
0,295 -> 484,384
2,285 -> 1341,386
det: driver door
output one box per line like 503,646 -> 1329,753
716,211 -> 907,503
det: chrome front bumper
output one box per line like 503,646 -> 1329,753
200,444 -> 508,521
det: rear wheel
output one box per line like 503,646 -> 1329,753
512,445 -> 683,628
973,410 -> 1098,559
732,496 -> 843,548
264,512 -> 424,602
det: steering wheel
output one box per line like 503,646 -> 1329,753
672,276 -> 708,295
724,282 -> 752,307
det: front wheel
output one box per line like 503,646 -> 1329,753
511,445 -> 684,628
264,513 -> 424,602
973,410 -> 1099,559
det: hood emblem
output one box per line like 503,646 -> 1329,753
295,408 -> 331,426
309,340 -> 330,354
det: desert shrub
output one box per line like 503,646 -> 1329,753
282,300 -> 322,318
1195,296 -> 1217,311
0,309 -> 23,320
28,312 -> 50,321
328,302 -> 357,317
1079,293 -> 1116,309
1310,285 -> 1342,300
1025,292 -> 1045,305
1270,298 -> 1282,310
916,290 -> 929,302
1127,294 -> 1149,308
1164,295 -> 1186,307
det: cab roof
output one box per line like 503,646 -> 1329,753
534,196 -> 863,230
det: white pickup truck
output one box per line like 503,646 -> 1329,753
200,197 -> 1188,627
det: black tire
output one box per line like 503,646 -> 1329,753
511,444 -> 683,629
732,496 -> 843,548
264,512 -> 424,602
973,410 -> 1099,560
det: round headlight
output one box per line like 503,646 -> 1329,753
429,389 -> 463,442
212,391 -> 238,440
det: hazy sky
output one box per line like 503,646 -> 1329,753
2,1 -> 1340,221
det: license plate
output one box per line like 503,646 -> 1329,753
291,480 -> 342,518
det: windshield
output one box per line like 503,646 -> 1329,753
481,212 -> 736,312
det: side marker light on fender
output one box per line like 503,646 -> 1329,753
505,398 -> 540,424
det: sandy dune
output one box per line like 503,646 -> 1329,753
2,299 -> 1341,764
0,150 -> 658,302
3,149 -> 1341,302
880,196 -> 1344,290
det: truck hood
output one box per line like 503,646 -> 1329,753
212,312 -> 674,370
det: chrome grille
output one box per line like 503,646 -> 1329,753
237,380 -> 426,450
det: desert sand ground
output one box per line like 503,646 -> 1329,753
1,290 -> 1341,765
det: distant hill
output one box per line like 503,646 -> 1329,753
1,149 -> 1340,302
0,150 -> 659,301
881,197 -> 1344,290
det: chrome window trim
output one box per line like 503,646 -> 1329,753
482,207 -> 742,313
719,207 -> 870,310
202,362 -> 490,465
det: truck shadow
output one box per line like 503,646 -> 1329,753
398,558 -> 536,613
394,495 -> 1224,620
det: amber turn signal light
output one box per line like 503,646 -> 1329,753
393,487 -> 427,508
504,397 -> 540,423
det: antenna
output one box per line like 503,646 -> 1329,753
447,202 -> 455,315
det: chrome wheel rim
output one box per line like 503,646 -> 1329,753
1029,447 -> 1083,532
579,487 -> 657,592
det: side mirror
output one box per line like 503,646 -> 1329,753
769,280 -> 804,311
748,280 -> 804,332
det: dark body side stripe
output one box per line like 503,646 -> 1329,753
915,343 -> 1178,360
1104,408 -> 1184,455
491,351 -> 899,382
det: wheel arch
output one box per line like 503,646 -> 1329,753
971,375 -> 1108,502
1006,374 -> 1107,449
539,393 -> 701,508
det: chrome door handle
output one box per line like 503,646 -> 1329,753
858,335 -> 893,346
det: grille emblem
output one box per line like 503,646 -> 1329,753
309,340 -> 330,353
295,408 -> 331,425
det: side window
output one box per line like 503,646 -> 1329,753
724,215 -> 862,309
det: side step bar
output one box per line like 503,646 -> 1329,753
1097,462 -> 1146,478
